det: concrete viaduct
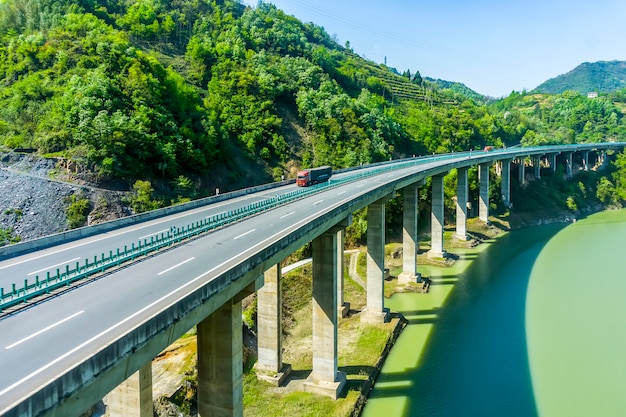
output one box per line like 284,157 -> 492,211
1,143 -> 624,417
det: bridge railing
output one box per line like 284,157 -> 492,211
1,152 -> 472,312
2,143 -> 624,312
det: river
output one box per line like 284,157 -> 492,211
361,209 -> 626,417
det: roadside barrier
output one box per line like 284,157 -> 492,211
1,143 -> 622,312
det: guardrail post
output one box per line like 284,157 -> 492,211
12,283 -> 16,296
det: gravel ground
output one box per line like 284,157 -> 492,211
0,153 -> 130,243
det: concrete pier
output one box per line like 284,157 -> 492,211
479,163 -> 490,222
534,156 -> 541,179
501,159 -> 511,208
454,167 -> 468,241
362,198 -> 390,323
565,152 -> 573,177
429,174 -> 445,257
583,151 -> 589,171
106,364 -> 153,417
398,184 -> 420,284
336,228 -> 350,317
518,158 -> 526,184
255,264 -> 291,386
549,153 -> 557,173
304,229 -> 346,398
197,300 -> 243,417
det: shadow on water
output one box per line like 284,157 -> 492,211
363,223 -> 568,417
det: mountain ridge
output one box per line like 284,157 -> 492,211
535,60 -> 626,95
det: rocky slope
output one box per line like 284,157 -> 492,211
0,153 -> 130,244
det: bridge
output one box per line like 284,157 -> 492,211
0,143 -> 624,417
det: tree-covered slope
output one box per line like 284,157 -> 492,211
0,0 -> 625,203
535,61 -> 626,95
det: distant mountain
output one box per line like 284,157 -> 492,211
535,61 -> 626,95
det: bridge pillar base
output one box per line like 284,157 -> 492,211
255,363 -> 292,387
360,307 -> 390,324
304,371 -> 346,399
454,233 -> 469,241
427,250 -> 445,259
338,301 -> 350,318
397,272 -> 421,285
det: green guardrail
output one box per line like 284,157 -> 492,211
1,144 -> 623,312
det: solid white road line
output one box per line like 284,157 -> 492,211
138,229 -> 168,241
280,212 -> 295,219
27,258 -> 81,276
233,229 -> 256,240
5,311 -> 84,350
158,257 -> 195,276
0,188 -> 355,401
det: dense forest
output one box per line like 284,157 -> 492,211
0,0 -> 625,213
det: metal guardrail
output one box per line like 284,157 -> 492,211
1,143 -> 625,312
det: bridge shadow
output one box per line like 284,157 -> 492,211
365,223 -> 568,417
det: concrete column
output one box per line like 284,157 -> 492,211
583,151 -> 589,171
565,152 -> 573,177
501,159 -> 512,208
362,198 -> 390,323
336,227 -> 350,317
255,264 -> 290,386
398,184 -> 420,284
304,229 -> 346,399
429,173 -> 445,257
198,300 -> 243,417
518,158 -> 526,184
534,157 -> 541,179
550,154 -> 557,173
478,163 -> 490,222
455,167 -> 468,241
106,364 -> 153,417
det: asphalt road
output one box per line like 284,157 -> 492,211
0,143 -> 622,416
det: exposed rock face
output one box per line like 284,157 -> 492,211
0,153 -> 130,243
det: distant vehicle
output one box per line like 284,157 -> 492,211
483,146 -> 494,152
296,166 -> 332,187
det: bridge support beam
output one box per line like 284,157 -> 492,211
336,227 -> 350,318
518,158 -> 526,184
534,157 -> 541,179
549,153 -> 557,173
565,152 -> 573,177
455,167 -> 468,241
255,264 -> 291,386
583,151 -> 590,171
197,299 -> 243,417
501,159 -> 512,208
304,228 -> 346,398
106,363 -> 153,417
479,163 -> 490,222
362,198 -> 390,323
429,173 -> 446,257
398,184 -> 420,284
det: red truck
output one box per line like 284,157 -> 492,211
296,166 -> 332,187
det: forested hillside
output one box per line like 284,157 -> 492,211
535,61 -> 626,95
1,0 -> 626,207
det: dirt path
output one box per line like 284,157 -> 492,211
346,249 -> 366,289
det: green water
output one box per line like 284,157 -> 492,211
361,209 -> 626,417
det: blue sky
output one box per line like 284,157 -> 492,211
244,0 -> 626,97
